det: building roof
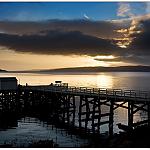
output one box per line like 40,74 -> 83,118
0,77 -> 17,81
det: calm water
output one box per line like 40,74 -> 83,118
0,117 -> 88,147
0,72 -> 149,146
1,72 -> 150,90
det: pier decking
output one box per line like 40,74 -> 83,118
22,84 -> 150,101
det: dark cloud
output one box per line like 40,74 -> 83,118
0,19 -> 128,58
0,30 -> 120,56
129,19 -> 150,55
92,54 -> 150,65
119,55 -> 150,65
0,19 -> 126,39
94,58 -> 120,62
1,18 -> 150,65
113,18 -> 150,65
106,18 -> 150,65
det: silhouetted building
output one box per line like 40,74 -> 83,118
0,77 -> 18,90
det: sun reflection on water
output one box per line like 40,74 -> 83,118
96,74 -> 113,88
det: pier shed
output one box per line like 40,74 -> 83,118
0,77 -> 18,90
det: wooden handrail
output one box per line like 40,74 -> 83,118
20,85 -> 150,101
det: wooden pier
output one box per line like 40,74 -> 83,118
0,83 -> 150,137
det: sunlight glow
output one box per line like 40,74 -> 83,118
0,49 -> 116,70
96,74 -> 113,88
94,55 -> 116,60
115,19 -> 142,48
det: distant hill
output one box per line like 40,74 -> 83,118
41,66 -> 150,72
9,66 -> 150,74
0,69 -> 7,72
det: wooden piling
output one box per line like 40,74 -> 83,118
79,96 -> 82,129
109,99 -> 114,137
97,97 -> 101,133
67,95 -> 70,125
128,101 -> 134,128
148,102 -> 150,126
85,96 -> 89,132
92,97 -> 96,134
72,96 -> 76,126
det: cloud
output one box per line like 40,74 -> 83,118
94,58 -> 120,62
0,19 -> 130,58
0,30 -> 120,56
1,18 -> 150,65
115,18 -> 150,65
117,3 -> 132,18
119,55 -> 150,65
0,19 -> 125,39
110,16 -> 150,65
146,2 -> 150,14
115,3 -> 150,48
129,19 -> 150,55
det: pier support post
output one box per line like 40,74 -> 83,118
67,95 -> 70,126
62,96 -> 65,124
23,90 -> 29,113
92,97 -> 96,134
79,96 -> 82,129
109,99 -> 114,137
97,97 -> 101,134
128,101 -> 134,128
72,96 -> 76,127
148,102 -> 150,127
85,96 -> 89,132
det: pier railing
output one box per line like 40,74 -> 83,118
21,85 -> 150,102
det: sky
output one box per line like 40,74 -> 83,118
0,2 -> 150,70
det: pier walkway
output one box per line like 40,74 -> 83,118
22,84 -> 150,102
0,83 -> 150,137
